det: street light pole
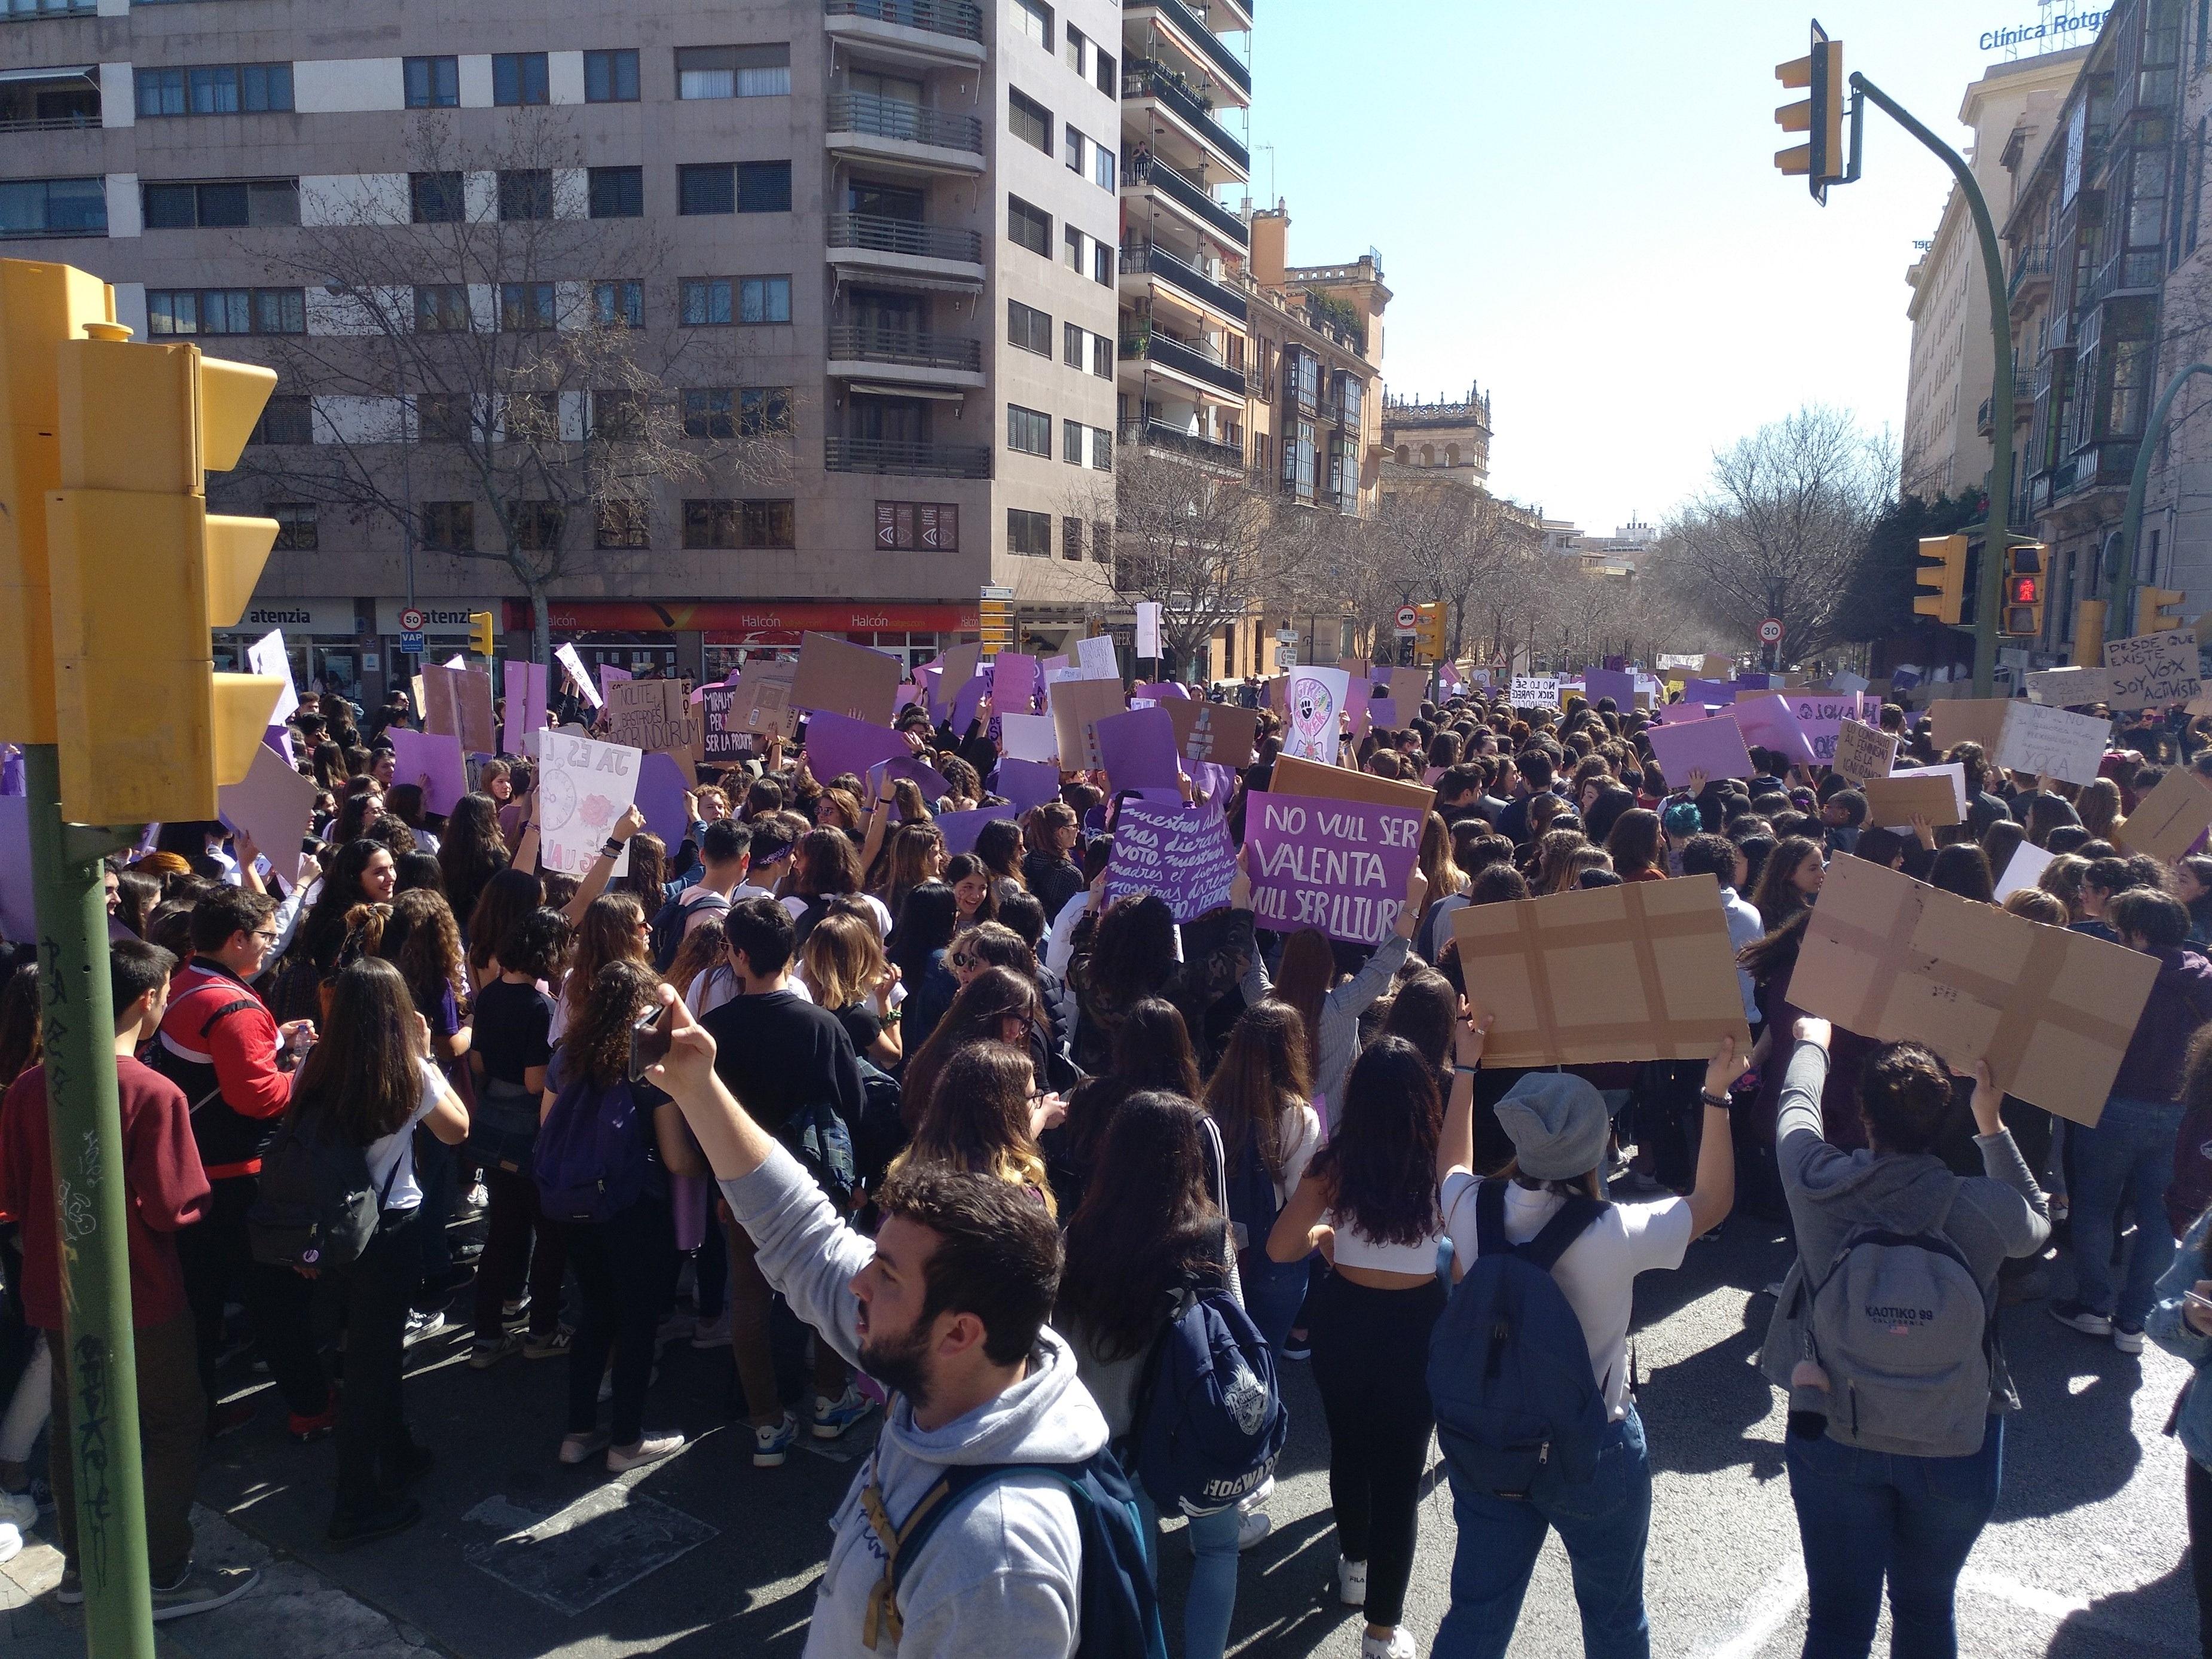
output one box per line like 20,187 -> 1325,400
2114,362 -> 2212,634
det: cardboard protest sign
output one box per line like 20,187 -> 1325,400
532,729 -> 640,877
2026,666 -> 2113,708
1583,668 -> 1634,706
1094,706 -> 1181,792
503,659 -> 548,753
994,652 -> 1041,714
1831,719 -> 1898,784
1508,676 -> 1562,708
1135,601 -> 1162,660
1994,701 -> 2109,787
949,673 -> 990,732
1452,875 -> 1750,1067
1384,667 -> 1429,714
424,663 -> 498,756
1162,699 -> 1257,769
1370,696 -> 1403,729
802,712 -> 908,786
2104,631 -> 2202,711
1733,695 -> 1816,766
387,728 -> 468,815
1268,754 -> 1435,813
1050,676 -> 1125,772
1652,701 -> 1711,726
604,679 -> 700,760
1829,671 -> 1870,695
1646,713 -> 1755,783
999,712 -> 1059,763
1783,692 -> 1866,763
634,751 -> 691,848
1927,698 -> 2011,757
2118,766 -> 2212,864
1787,853 -> 2160,1126
1993,841 -> 2057,903
218,744 -> 318,884
1700,654 -> 1733,679
995,757 -> 1062,811
1077,634 -> 1120,680
248,629 -> 299,726
1244,793 -> 1423,944
791,632 -> 903,725
930,643 -> 982,717
719,659 -> 800,744
699,686 -> 748,764
1282,667 -> 1351,763
1863,770 -> 1963,829
1103,801 -> 1237,921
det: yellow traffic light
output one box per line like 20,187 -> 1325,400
2138,585 -> 2186,634
1999,543 -> 2046,639
978,585 -> 1013,658
1776,22 -> 1845,203
1413,602 -> 1447,665
1913,534 -> 1968,626
469,610 -> 496,658
47,325 -> 285,823
0,259 -> 114,746
2072,598 -> 2107,667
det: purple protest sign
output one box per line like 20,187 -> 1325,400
1370,696 -> 1401,728
875,753 -> 951,802
388,728 -> 469,814
950,673 -> 990,732
802,712 -> 909,784
1653,701 -> 1712,725
1730,695 -> 1816,767
934,806 -> 1017,856
635,751 -> 691,847
1785,691 -> 1871,764
1682,679 -> 1737,705
1104,801 -> 1237,922
598,662 -> 633,702
1645,713 -> 1755,782
993,652 -> 1041,714
1245,793 -> 1423,944
1095,706 -> 1181,791
995,758 -> 1061,811
1584,668 -> 1634,706
0,797 -> 30,943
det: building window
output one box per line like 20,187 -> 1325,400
679,165 -> 734,215
249,395 -> 312,445
1092,145 -> 1114,191
1092,520 -> 1111,562
682,162 -> 787,216
1007,404 -> 1051,456
676,44 -> 792,99
737,161 -> 792,212
417,393 -> 472,442
681,278 -> 732,325
142,178 -> 297,230
1090,426 -> 1112,470
1015,0 -> 1052,50
1008,195 -> 1050,256
1092,334 -> 1113,378
740,275 -> 791,323
499,282 -> 555,331
594,279 -> 643,327
1010,88 -> 1052,153
0,178 -> 106,238
682,498 -> 795,548
135,63 -> 293,118
589,166 -> 643,219
591,390 -> 646,441
1064,125 -> 1084,173
595,499 -> 651,549
493,52 -> 549,106
874,502 -> 960,551
741,386 -> 793,436
421,502 -> 475,552
504,393 -> 560,441
270,502 -> 318,552
683,388 -> 735,439
1009,298 -> 1052,355
585,48 -> 640,103
1008,506 -> 1052,556
146,287 -> 304,336
410,172 -> 464,224
509,501 -> 566,552
414,283 -> 471,332
1065,25 -> 1086,75
1095,50 -> 1116,98
1064,320 -> 1084,368
404,56 -> 459,109
1093,239 -> 1113,286
1064,225 -> 1084,272
1062,516 -> 1082,561
497,169 -> 553,222
1063,418 -> 1083,463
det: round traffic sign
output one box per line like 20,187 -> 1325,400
1395,606 -> 1419,630
398,607 -> 426,633
1758,618 -> 1783,645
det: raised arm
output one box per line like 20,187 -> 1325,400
563,803 -> 645,926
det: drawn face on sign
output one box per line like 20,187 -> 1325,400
1291,677 -> 1335,748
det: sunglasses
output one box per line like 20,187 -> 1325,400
951,952 -> 974,969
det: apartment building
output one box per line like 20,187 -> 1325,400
0,0 -> 1123,692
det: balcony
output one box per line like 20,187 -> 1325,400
826,436 -> 991,478
1121,419 -> 1244,470
1130,0 -> 1251,96
826,325 -> 984,386
1123,58 -> 1249,175
824,212 -> 985,291
2008,244 -> 2052,307
1120,243 -> 1248,323
1124,154 -> 1246,248
824,91 -> 985,172
824,0 -> 983,44
1120,329 -> 1246,399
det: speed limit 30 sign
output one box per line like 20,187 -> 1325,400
1758,618 -> 1784,646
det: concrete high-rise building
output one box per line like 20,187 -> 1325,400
0,0 -> 1129,692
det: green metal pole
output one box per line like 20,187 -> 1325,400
2114,362 -> 2212,634
1852,74 -> 2014,696
22,744 -> 155,1658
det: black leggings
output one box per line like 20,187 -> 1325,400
1309,1271 -> 1446,1629
2190,1454 -> 2212,1659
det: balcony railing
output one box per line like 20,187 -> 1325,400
1121,329 -> 1246,398
826,211 -> 983,264
1120,244 -> 1249,323
826,325 -> 982,372
824,91 -> 983,154
2,0 -> 96,18
0,112 -> 99,132
823,0 -> 983,43
1121,419 -> 1244,468
826,436 -> 991,478
1126,154 -> 1246,247
2008,244 -> 2052,302
1122,58 -> 1249,171
1139,0 -> 1252,94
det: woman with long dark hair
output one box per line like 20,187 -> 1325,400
1267,1037 -> 1447,1659
786,827 -> 893,939
554,892 -> 649,1043
1203,1000 -> 1319,1354
438,793 -> 511,939
893,1040 -> 1058,1215
1070,864 -> 1255,1075
1050,997 -> 1203,1215
465,866 -> 545,992
896,966 -> 1045,1135
1606,808 -> 1667,882
295,958 -> 469,1544
1020,801 -> 1084,920
1927,843 -> 1997,905
875,820 -> 948,923
1751,835 -> 1825,931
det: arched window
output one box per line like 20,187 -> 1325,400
1394,444 -> 1409,465
1420,444 -> 1434,466
1447,444 -> 1461,467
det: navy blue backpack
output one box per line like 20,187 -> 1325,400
533,1074 -> 652,1224
1428,1178 -> 1611,1499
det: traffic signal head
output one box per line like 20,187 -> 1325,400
1775,21 -> 1845,203
2000,543 -> 2045,639
469,610 -> 496,658
1413,601 -> 1447,664
47,327 -> 284,824
2137,585 -> 2186,635
1913,534 -> 1968,627
2072,598 -> 2107,667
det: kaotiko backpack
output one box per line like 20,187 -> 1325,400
533,1073 -> 652,1224
1428,1178 -> 1611,1499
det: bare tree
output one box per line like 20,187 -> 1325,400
229,113 -> 786,665
1101,446 -> 1289,680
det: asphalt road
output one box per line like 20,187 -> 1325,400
190,1208 -> 2196,1659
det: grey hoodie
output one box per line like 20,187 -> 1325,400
1244,931 -> 1408,1129
1759,1037 -> 2049,1453
723,1145 -> 1110,1659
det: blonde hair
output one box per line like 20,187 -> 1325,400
801,909 -> 888,1011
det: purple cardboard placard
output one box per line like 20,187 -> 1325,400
0,796 -> 30,944
1645,713 -> 1755,782
503,659 -> 548,754
1784,692 -> 1869,765
1094,706 -> 1183,792
1603,655 -> 1627,673
875,753 -> 952,802
992,652 -> 1041,714
1654,701 -> 1713,726
1369,696 -> 1401,728
388,728 -> 469,814
635,751 -> 691,848
1584,668 -> 1634,706
1134,680 -> 1193,703
1187,759 -> 1237,807
934,806 -> 1016,856
802,712 -> 909,785
1730,695 -> 1817,767
1341,675 -> 1371,737
1683,679 -> 1737,706
1244,794 -> 1423,945
598,662 -> 633,703
1103,801 -> 1237,922
995,758 -> 1062,811
950,673 -> 991,732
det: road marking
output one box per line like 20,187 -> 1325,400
1701,1553 -> 1806,1659
1958,1568 -> 2193,1653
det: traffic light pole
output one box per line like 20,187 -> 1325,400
2116,362 -> 2212,631
22,744 -> 157,1658
1849,74 -> 2012,696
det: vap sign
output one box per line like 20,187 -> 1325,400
1980,10 -> 2107,51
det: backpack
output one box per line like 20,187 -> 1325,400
1797,1189 -> 1995,1456
651,885 -> 728,972
781,1096 -> 858,1209
533,1073 -> 652,1224
246,1105 -> 402,1270
850,1056 -> 906,1191
1428,1178 -> 1611,1499
1221,1133 -> 1280,1256
861,1449 -> 1168,1659
1129,1275 -> 1286,1517
145,989 -> 261,1116
466,1073 -> 541,1175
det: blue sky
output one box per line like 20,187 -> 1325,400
1241,1 -> 2097,532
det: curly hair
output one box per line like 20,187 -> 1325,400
1857,1041 -> 1955,1156
1306,1036 -> 1440,1248
563,892 -> 648,1027
382,888 -> 466,1015
559,957 -> 662,1091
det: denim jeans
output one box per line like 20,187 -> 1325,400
1786,1414 -> 2004,1659
2072,1095 -> 2183,1328
1434,1404 -> 1653,1659
1136,1489 -> 1242,1659
1238,1248 -> 1309,1356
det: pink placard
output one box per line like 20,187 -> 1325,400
1094,706 -> 1183,792
387,728 -> 469,814
802,713 -> 908,784
1730,695 -> 1816,767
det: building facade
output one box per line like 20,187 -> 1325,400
1380,383 -> 1490,488
1,0 -> 1135,693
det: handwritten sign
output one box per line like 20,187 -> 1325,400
1831,719 -> 1898,784
1785,692 -> 1868,763
2103,631 -> 2202,711
533,729 -> 640,877
1103,801 -> 1236,922
1244,794 -> 1422,944
604,679 -> 699,759
1282,667 -> 1350,763
1508,676 -> 1562,709
2026,665 -> 2112,708
1994,701 -> 2109,787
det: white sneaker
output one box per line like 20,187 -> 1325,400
0,1489 -> 35,1531
1236,1507 -> 1273,1551
1336,1554 -> 1367,1608
606,1432 -> 685,1473
1360,1628 -> 1414,1659
0,1522 -> 21,1565
689,1312 -> 732,1348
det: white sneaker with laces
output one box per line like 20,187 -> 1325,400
1359,1627 -> 1414,1659
1336,1554 -> 1367,1608
0,1490 -> 35,1532
607,1432 -> 686,1473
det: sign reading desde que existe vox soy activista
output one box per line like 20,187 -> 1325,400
1243,795 -> 1423,944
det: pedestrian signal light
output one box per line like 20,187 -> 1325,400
1913,534 -> 1968,626
1413,602 -> 1447,665
2000,543 -> 2045,640
469,610 -> 496,658
2137,585 -> 2186,635
1775,21 -> 1846,203
47,326 -> 284,823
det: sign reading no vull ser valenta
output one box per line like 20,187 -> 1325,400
1243,795 -> 1423,945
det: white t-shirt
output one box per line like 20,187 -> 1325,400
1275,1102 -> 1321,1206
363,1058 -> 447,1212
1440,1171 -> 1693,1420
685,965 -> 814,1019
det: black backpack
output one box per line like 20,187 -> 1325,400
247,1104 -> 400,1271
791,894 -> 835,951
650,885 -> 728,972
851,1057 -> 907,1191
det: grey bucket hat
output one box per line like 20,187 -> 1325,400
1493,1072 -> 1609,1182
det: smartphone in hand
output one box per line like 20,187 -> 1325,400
627,1004 -> 673,1081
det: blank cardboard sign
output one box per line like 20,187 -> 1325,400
791,632 -> 903,725
2118,766 -> 2212,864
